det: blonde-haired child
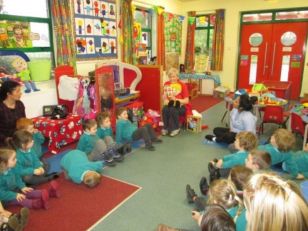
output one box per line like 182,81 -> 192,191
258,128 -> 299,178
16,117 -> 45,158
60,149 -> 103,188
116,107 -> 162,151
0,148 -> 50,209
10,130 -> 59,188
187,179 -> 246,231
244,172 -> 308,231
208,131 -> 258,181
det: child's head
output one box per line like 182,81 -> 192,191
234,131 -> 258,151
245,149 -> 271,171
207,179 -> 241,209
83,119 -> 97,134
96,112 -> 111,128
0,148 -> 17,172
83,171 -> 101,188
116,107 -> 128,120
271,128 -> 295,152
16,117 -> 35,133
229,166 -> 253,191
11,130 -> 33,150
244,172 -> 308,231
200,204 -> 235,231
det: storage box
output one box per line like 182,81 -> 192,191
213,86 -> 230,98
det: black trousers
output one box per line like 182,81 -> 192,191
162,105 -> 186,132
132,124 -> 157,147
213,127 -> 237,144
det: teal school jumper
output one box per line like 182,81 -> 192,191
115,119 -> 137,144
16,148 -> 42,176
60,149 -> 103,184
222,151 -> 248,168
227,206 -> 247,231
0,167 -> 26,201
258,144 -> 298,178
77,132 -> 100,155
287,150 -> 308,178
97,127 -> 113,139
32,132 -> 45,158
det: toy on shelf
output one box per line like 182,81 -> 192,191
258,92 -> 287,106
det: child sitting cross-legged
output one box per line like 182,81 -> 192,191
60,149 -> 103,188
16,118 -> 45,159
77,119 -> 121,167
96,112 -> 124,159
0,148 -> 53,210
9,130 -> 59,189
258,128 -> 300,179
116,107 -> 162,151
208,131 -> 258,182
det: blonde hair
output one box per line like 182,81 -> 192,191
0,148 -> 15,173
83,171 -> 101,188
236,131 -> 258,151
249,149 -> 271,169
273,128 -> 295,152
16,117 -> 33,130
244,172 -> 308,231
167,67 -> 179,78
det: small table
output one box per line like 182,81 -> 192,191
33,114 -> 83,154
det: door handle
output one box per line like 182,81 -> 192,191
271,42 -> 276,77
263,42 -> 268,76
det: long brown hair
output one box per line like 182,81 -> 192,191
0,148 -> 15,173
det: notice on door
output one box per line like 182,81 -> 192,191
240,55 -> 249,66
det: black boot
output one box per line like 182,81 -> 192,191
199,177 -> 209,196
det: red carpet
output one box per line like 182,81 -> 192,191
190,95 -> 222,113
9,175 -> 140,231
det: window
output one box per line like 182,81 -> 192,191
0,0 -> 53,60
194,14 -> 215,72
133,7 -> 152,64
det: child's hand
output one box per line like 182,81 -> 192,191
33,128 -> 39,133
16,193 -> 26,202
216,159 -> 223,168
38,167 -> 45,174
296,174 -> 305,180
34,168 -> 43,175
192,210 -> 202,226
21,187 -> 33,194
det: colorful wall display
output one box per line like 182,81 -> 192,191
164,13 -> 184,53
74,0 -> 117,59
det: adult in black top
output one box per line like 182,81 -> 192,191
0,80 -> 25,146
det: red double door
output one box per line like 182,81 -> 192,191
237,22 -> 308,99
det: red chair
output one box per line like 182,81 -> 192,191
291,112 -> 305,136
259,105 -> 289,134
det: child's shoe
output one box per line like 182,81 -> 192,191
18,207 -> 29,228
199,177 -> 209,196
117,143 -> 131,155
170,129 -> 180,137
186,184 -> 197,203
205,135 -> 216,142
208,162 -> 220,183
49,180 -> 60,198
103,151 -> 116,167
145,145 -> 155,151
4,215 -> 21,231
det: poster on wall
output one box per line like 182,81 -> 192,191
164,12 -> 184,53
73,0 -> 117,59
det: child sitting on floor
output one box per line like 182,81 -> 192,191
77,119 -> 121,166
10,130 -> 59,186
116,107 -> 162,151
60,149 -> 103,188
285,143 -> 308,180
0,202 -> 29,231
208,131 -> 258,181
16,118 -> 45,158
258,128 -> 300,179
0,148 -> 57,210
96,112 -> 125,158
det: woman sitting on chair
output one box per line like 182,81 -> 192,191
161,68 -> 189,137
205,94 -> 257,145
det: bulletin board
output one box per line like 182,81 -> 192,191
73,0 -> 117,59
164,12 -> 184,54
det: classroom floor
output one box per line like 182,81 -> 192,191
88,100 -> 302,231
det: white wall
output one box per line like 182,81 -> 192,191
181,0 -> 308,95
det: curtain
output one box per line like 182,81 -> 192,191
157,7 -> 165,69
120,0 -> 134,64
51,0 -> 76,70
184,11 -> 196,73
211,9 -> 225,71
